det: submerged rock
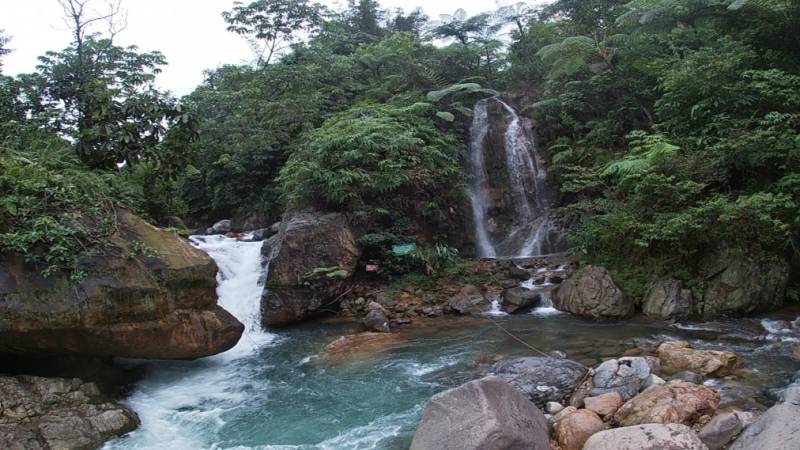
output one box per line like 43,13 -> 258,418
553,266 -> 633,319
491,356 -> 588,408
316,332 -> 405,364
0,206 -> 243,360
0,375 -> 139,450
613,381 -> 719,427
583,423 -> 707,450
261,212 -> 361,327
590,357 -> 653,400
501,286 -> 540,314
410,376 -> 551,450
698,246 -> 789,317
657,341 -> 741,377
448,285 -> 490,315
642,279 -> 693,320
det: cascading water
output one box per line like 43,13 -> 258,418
468,98 -> 563,258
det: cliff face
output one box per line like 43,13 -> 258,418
0,206 -> 243,360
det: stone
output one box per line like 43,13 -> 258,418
642,279 -> 693,320
583,423 -> 708,450
501,286 -> 540,314
555,409 -> 606,450
584,392 -> 624,417
508,264 -> 530,280
316,332 -> 406,364
261,212 -> 361,327
698,246 -> 789,317
0,206 -> 243,360
553,266 -> 633,319
363,305 -> 390,333
0,375 -> 139,450
643,374 -> 666,390
491,357 -> 588,408
211,219 -> 232,234
728,403 -> 800,450
591,357 -> 652,400
409,377 -> 551,450
614,381 -> 720,427
658,341 -> 741,377
698,411 -> 750,450
546,401 -> 564,414
672,370 -> 703,384
448,285 -> 490,314
553,406 -> 578,423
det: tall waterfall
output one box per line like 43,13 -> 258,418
467,98 -> 563,258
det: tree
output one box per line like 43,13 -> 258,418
428,9 -> 497,45
0,30 -> 10,71
223,0 -> 324,65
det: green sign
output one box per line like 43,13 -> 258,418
391,243 -> 417,256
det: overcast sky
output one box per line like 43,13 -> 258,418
2,0 -> 547,95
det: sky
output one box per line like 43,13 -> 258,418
1,0 -> 545,95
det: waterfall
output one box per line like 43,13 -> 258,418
467,98 -> 563,258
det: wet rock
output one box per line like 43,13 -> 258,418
507,264 -> 530,280
317,332 -> 405,364
0,206 -> 243,360
211,219 -> 232,234
642,279 -> 693,320
491,357 -> 588,408
672,370 -> 703,384
583,423 -> 707,450
728,402 -> 800,450
261,212 -> 361,327
658,341 -> 741,377
584,392 -> 624,418
698,246 -> 789,317
409,376 -> 550,450
0,375 -> 139,450
614,381 -> 719,427
363,303 -> 390,333
590,357 -> 652,400
448,285 -> 490,315
553,266 -> 633,319
555,409 -> 605,450
501,287 -> 540,314
698,411 -> 752,450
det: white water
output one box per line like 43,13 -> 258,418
467,98 -> 561,258
105,235 -> 276,450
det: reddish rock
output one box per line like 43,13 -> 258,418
555,409 -> 606,450
614,382 -> 720,427
584,392 -> 624,418
658,341 -> 741,377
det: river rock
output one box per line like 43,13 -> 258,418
555,409 -> 605,450
553,266 -> 633,319
698,246 -> 789,317
584,392 -> 624,417
583,423 -> 708,450
317,332 -> 405,364
507,263 -> 530,280
261,212 -> 361,327
448,285 -> 490,314
728,402 -> 800,450
642,279 -> 693,320
501,287 -> 539,314
614,381 -> 720,427
211,219 -> 232,234
0,206 -> 243,359
491,356 -> 587,408
409,376 -> 550,450
591,357 -> 652,400
698,411 -> 752,450
363,303 -> 390,332
0,375 -> 139,450
657,341 -> 741,377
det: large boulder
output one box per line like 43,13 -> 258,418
590,357 -> 653,400
728,402 -> 800,450
657,341 -> 741,377
583,423 -> 708,450
698,247 -> 789,317
491,356 -> 587,408
642,279 -> 693,320
0,206 -> 243,360
614,381 -> 719,427
0,375 -> 139,450
261,212 -> 361,327
553,266 -> 633,319
501,287 -> 540,314
698,411 -> 755,450
448,285 -> 490,314
409,376 -> 551,450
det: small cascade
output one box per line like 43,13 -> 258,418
467,97 -> 563,258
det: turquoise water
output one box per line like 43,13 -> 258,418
104,236 -> 800,450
